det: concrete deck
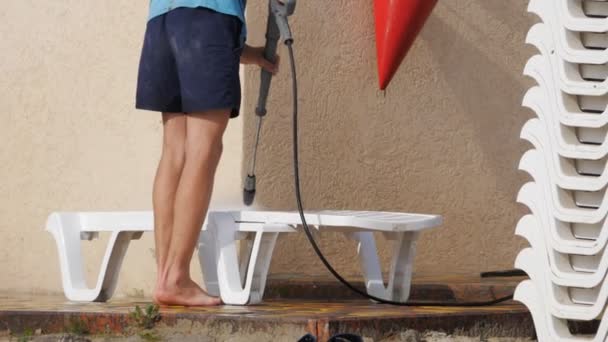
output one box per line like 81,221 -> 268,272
0,275 -> 544,341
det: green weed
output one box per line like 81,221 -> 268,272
129,304 -> 161,330
66,318 -> 90,336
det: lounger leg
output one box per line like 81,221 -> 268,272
346,231 -> 419,302
197,229 -> 220,297
97,231 -> 140,301
198,230 -> 255,297
237,233 -> 254,287
207,213 -> 280,305
385,232 -> 419,302
247,231 -> 279,304
46,213 -> 139,302
209,213 -> 251,304
345,231 -> 388,300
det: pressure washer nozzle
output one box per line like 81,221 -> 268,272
243,174 -> 256,206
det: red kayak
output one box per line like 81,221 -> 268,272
375,0 -> 438,90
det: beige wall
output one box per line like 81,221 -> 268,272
244,0 -> 535,278
0,0 -> 534,296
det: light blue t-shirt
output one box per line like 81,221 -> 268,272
149,0 -> 247,44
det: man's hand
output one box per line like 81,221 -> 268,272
240,45 -> 280,74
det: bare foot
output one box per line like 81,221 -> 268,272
154,278 -> 222,307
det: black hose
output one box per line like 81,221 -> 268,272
287,40 -> 515,307
481,269 -> 526,278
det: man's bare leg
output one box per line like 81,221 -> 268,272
155,109 -> 230,306
152,113 -> 186,301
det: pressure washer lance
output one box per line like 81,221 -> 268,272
244,0 -> 515,307
243,0 -> 295,206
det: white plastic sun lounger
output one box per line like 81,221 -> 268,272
519,149 -> 608,223
46,211 -> 153,302
529,0 -> 608,33
524,58 -> 608,130
518,182 -> 608,255
45,211 -> 296,302
518,213 -> 608,289
515,279 -> 607,342
522,120 -> 608,191
198,210 -> 442,305
524,52 -> 608,130
523,76 -> 608,161
46,210 -> 442,305
524,65 -> 608,148
527,22 -> 608,98
559,0 -> 608,33
528,9 -> 608,65
515,242 -> 608,321
522,92 -> 608,161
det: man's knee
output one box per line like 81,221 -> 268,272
183,110 -> 229,165
185,137 -> 223,165
162,139 -> 186,169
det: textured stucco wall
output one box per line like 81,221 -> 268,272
243,0 -> 535,278
1,0 -> 534,296
0,0 -> 244,295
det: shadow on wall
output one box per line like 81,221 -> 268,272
241,0 -> 533,276
422,10 -> 531,192
416,2 -> 535,274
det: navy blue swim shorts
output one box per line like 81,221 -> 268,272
136,7 -> 243,118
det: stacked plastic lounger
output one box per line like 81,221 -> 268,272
516,0 -> 608,340
46,210 -> 441,305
